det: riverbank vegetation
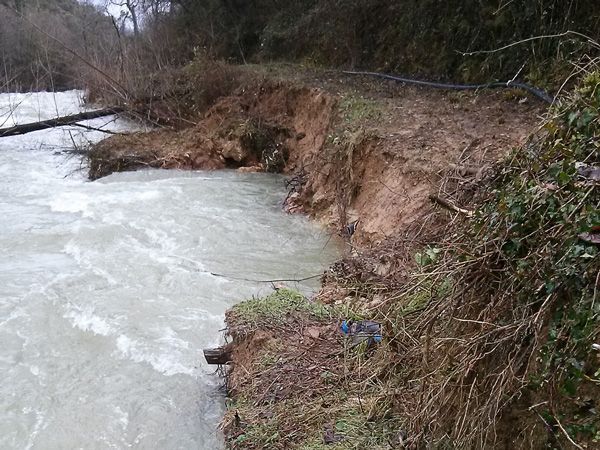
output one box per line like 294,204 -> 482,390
0,0 -> 116,91
358,71 -> 600,447
164,0 -> 600,88
3,1 -> 600,97
79,1 -> 600,118
221,70 -> 600,448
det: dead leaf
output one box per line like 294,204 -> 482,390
577,164 -> 600,182
305,327 -> 321,339
579,232 -> 600,245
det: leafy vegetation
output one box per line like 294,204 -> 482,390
169,0 -> 599,87
363,70 -> 600,448
6,0 -> 598,94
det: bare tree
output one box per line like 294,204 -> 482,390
102,0 -> 142,36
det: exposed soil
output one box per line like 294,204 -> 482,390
89,67 -> 542,246
88,78 -> 336,180
88,66 -> 548,448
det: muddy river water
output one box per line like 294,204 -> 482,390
0,91 -> 340,449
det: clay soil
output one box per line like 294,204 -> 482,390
89,66 -> 543,245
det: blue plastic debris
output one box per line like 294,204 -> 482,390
340,320 -> 382,346
340,320 -> 350,334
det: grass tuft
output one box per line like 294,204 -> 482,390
338,93 -> 382,124
228,289 -> 332,332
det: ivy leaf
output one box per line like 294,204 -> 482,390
563,377 -> 578,396
557,170 -> 571,186
568,111 -> 579,126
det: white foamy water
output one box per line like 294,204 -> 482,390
0,91 -> 340,449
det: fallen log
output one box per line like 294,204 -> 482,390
0,107 -> 124,137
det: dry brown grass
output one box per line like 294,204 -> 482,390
221,67 -> 599,449
352,71 -> 600,448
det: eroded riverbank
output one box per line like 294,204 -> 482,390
86,65 -> 550,448
88,66 -> 543,244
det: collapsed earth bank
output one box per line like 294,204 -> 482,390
88,66 -> 553,448
89,67 -> 540,246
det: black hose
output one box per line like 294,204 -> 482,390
343,70 -> 554,104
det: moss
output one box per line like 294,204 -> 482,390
228,289 -> 333,330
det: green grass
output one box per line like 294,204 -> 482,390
229,289 -> 334,330
296,406 -> 403,449
230,395 -> 402,449
338,94 -> 382,124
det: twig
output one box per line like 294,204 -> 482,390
210,272 -> 322,284
459,30 -> 600,56
429,195 -> 474,217
554,414 -> 584,450
71,122 -> 128,135
593,270 -> 600,312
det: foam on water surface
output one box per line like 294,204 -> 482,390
0,91 -> 340,449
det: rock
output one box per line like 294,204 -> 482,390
221,140 -> 248,162
576,163 -> 600,181
305,326 -> 321,339
238,165 -> 264,173
323,423 -> 344,444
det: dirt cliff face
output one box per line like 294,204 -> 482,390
89,69 -> 542,248
88,81 -> 335,175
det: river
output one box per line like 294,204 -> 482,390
0,91 -> 340,449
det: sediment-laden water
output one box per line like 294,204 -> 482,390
0,92 -> 340,449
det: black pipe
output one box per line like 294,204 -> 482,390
343,71 -> 554,104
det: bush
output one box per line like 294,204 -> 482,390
373,69 -> 600,448
170,0 -> 600,87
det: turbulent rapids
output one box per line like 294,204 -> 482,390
0,91 -> 339,449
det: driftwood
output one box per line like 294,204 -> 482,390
429,195 -> 474,217
204,344 -> 233,365
0,107 -> 124,137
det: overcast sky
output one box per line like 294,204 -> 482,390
86,0 -> 126,19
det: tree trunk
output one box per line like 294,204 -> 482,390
0,107 -> 124,137
127,0 -> 140,36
